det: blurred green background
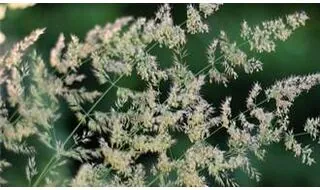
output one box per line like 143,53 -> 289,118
1,3 -> 320,187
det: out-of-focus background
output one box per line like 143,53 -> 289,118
1,4 -> 320,187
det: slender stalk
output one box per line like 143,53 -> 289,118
32,76 -> 123,186
62,75 -> 123,148
8,109 -> 18,122
32,155 -> 57,187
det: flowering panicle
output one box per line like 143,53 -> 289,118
101,143 -> 134,174
176,143 -> 217,186
143,4 -> 186,49
186,5 -> 209,34
3,29 -> 45,68
304,117 -> 320,142
132,133 -> 175,153
220,97 -> 232,129
266,74 -> 320,116
2,29 -> 45,110
90,16 -> 167,86
284,131 -> 315,166
1,3 -> 318,187
166,56 -> 206,109
50,33 -> 102,122
246,82 -> 262,109
71,163 -> 116,186
185,3 -> 221,35
25,156 -> 38,185
155,152 -> 174,174
183,100 -> 216,142
207,31 -> 263,86
50,33 -> 65,71
286,11 -> 309,30
51,35 -> 87,74
241,11 -> 309,53
199,3 -> 221,18
1,44 -> 62,154
86,16 -> 133,45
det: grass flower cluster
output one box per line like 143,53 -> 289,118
0,3 -> 319,187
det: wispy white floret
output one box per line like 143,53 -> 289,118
199,3 -> 221,18
186,5 -> 209,34
241,11 -> 309,53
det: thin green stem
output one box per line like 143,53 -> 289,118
32,76 -> 123,186
293,132 -> 309,137
147,174 -> 160,187
194,40 -> 249,76
8,109 -> 18,122
62,75 -> 123,148
32,155 -> 57,187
